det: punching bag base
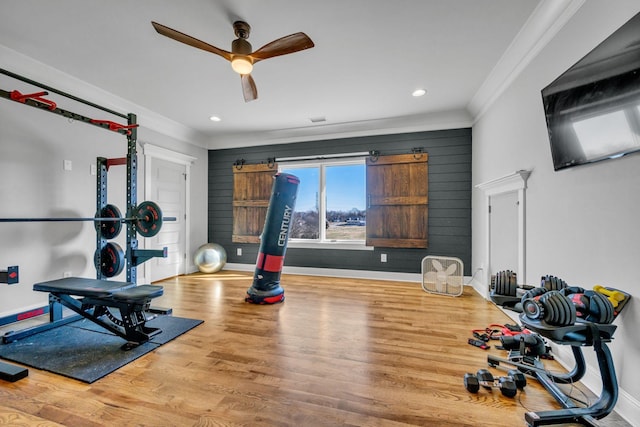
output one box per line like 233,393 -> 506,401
245,286 -> 285,304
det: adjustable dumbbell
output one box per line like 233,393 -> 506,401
521,288 -> 577,327
463,369 -> 518,397
522,286 -> 615,326
560,287 -> 615,324
491,270 -> 536,297
540,274 -> 568,291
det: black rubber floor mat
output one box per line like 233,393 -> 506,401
0,315 -> 202,383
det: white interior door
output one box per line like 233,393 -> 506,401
489,191 -> 519,276
148,157 -> 186,282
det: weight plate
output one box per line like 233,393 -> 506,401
551,292 -> 565,325
94,242 -> 125,278
553,292 -> 569,326
562,292 -> 577,325
135,201 -> 163,238
95,204 -> 122,240
508,271 -> 517,296
541,291 -> 561,325
523,299 -> 543,320
521,286 -> 546,305
589,291 -> 614,324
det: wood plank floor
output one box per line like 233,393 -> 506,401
0,271 -> 630,426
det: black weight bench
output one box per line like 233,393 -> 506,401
3,277 -> 163,350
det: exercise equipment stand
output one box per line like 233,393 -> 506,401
488,317 -> 619,427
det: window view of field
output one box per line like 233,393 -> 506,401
326,209 -> 366,240
290,209 -> 366,240
282,162 -> 366,242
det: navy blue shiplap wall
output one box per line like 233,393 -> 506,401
208,128 -> 472,274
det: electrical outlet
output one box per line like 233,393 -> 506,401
237,248 -> 242,256
63,160 -> 72,171
381,253 -> 387,263
90,164 -> 97,176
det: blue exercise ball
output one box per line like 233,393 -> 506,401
194,243 -> 227,273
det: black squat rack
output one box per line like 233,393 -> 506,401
0,68 -> 170,346
0,68 -> 168,283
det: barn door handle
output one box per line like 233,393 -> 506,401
367,194 -> 371,209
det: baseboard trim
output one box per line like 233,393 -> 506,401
224,263 -> 424,283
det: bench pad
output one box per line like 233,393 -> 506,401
110,285 -> 163,302
33,277 -> 135,297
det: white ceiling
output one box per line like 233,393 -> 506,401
0,1 -> 583,149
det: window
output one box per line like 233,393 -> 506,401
230,153 -> 428,250
280,159 -> 366,246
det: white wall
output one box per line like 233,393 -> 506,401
472,1 -> 640,423
0,74 -> 208,317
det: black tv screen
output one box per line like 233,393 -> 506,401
541,11 -> 640,171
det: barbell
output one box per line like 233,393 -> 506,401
0,201 -> 172,238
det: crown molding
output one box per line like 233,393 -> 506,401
208,109 -> 473,149
467,0 -> 585,121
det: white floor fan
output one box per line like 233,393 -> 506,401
421,256 -> 464,296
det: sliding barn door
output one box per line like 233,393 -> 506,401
232,163 -> 278,243
366,153 -> 428,248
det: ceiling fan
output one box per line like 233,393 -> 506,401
151,20 -> 314,102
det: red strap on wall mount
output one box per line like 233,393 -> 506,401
89,119 -> 139,135
10,90 -> 57,110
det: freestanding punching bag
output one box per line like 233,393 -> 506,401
245,172 -> 299,304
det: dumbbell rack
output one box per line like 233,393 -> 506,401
488,317 -> 618,427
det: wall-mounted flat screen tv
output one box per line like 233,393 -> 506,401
541,11 -> 640,171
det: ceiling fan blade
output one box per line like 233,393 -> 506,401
241,74 -> 258,102
250,32 -> 314,62
151,21 -> 232,61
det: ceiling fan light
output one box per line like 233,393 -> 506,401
231,57 -> 253,75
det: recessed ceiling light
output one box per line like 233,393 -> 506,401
412,89 -> 427,97
209,115 -> 221,122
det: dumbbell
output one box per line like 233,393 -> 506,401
521,288 -> 577,326
522,286 -> 614,325
540,274 -> 568,291
507,369 -> 527,389
491,270 -> 518,296
561,287 -> 615,324
491,270 -> 536,297
463,369 -> 518,398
